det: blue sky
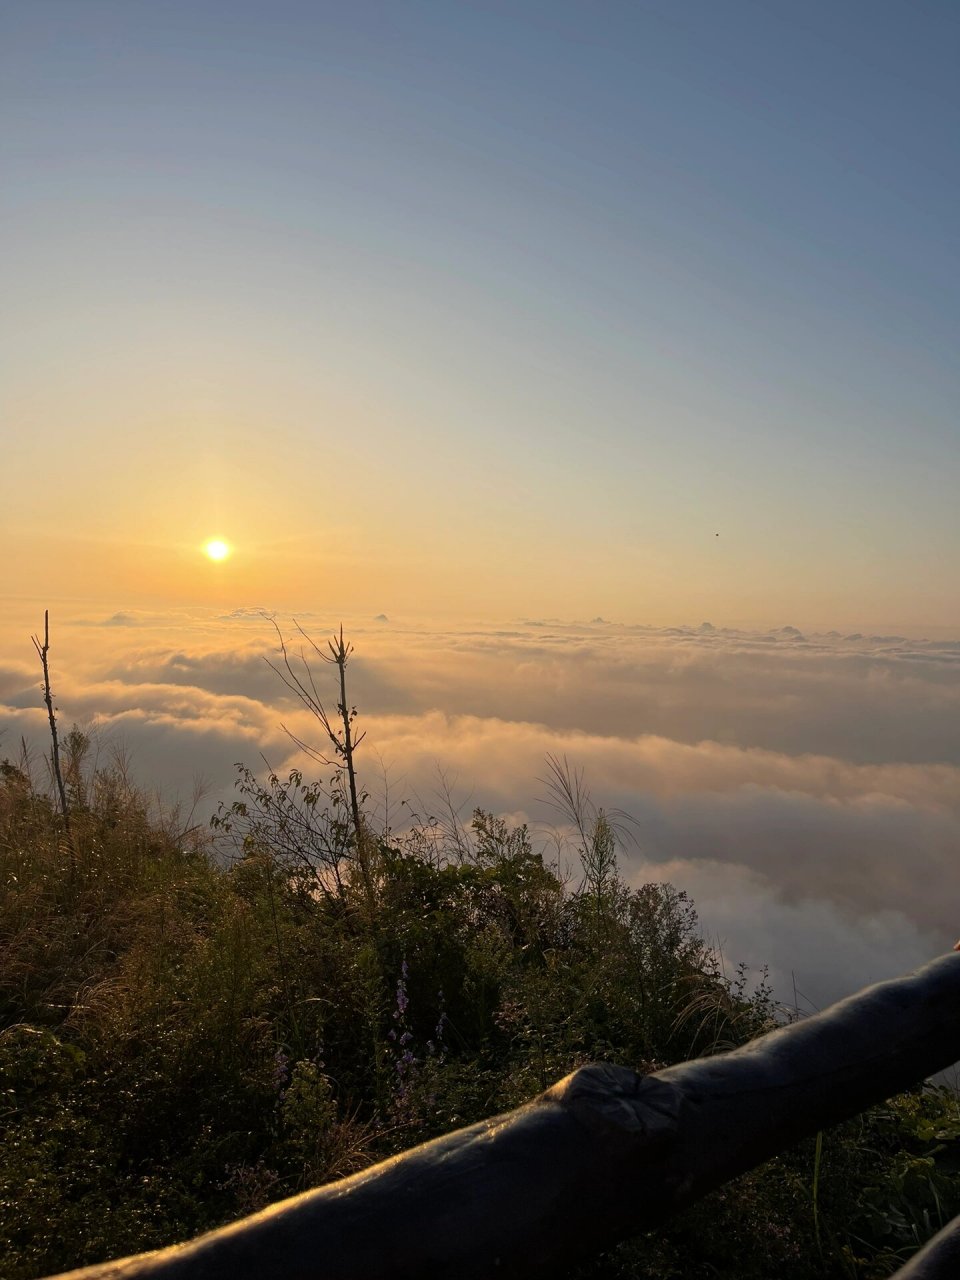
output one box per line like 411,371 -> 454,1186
3,0 -> 958,626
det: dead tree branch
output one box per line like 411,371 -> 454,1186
31,610 -> 71,839
264,620 -> 364,834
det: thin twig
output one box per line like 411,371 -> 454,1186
31,610 -> 71,840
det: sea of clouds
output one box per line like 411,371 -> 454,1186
3,605 -> 959,1015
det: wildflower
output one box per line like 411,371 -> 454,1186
272,1049 -> 290,1093
393,959 -> 409,1019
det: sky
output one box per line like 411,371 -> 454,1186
3,4 -> 960,1014
3,0 -> 959,628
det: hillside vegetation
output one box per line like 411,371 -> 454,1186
2,633 -> 960,1279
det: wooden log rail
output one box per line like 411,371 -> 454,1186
46,952 -> 960,1280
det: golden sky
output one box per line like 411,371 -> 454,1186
3,3 -> 959,632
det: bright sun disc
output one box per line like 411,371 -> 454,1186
204,539 -> 231,562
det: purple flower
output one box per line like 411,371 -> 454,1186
272,1050 -> 290,1094
394,959 -> 409,1018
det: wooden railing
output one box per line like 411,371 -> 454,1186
45,951 -> 960,1280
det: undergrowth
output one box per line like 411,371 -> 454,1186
2,648 -> 959,1279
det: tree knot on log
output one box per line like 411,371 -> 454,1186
548,1063 -> 681,1153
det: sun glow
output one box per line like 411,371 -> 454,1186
203,538 -> 231,562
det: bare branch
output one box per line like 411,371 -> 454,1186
31,610 -> 71,841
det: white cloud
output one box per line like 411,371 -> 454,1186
3,612 -> 959,1008
629,857 -> 942,1012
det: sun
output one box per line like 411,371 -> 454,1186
203,538 -> 232,562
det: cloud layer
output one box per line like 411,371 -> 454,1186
3,609 -> 958,1011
